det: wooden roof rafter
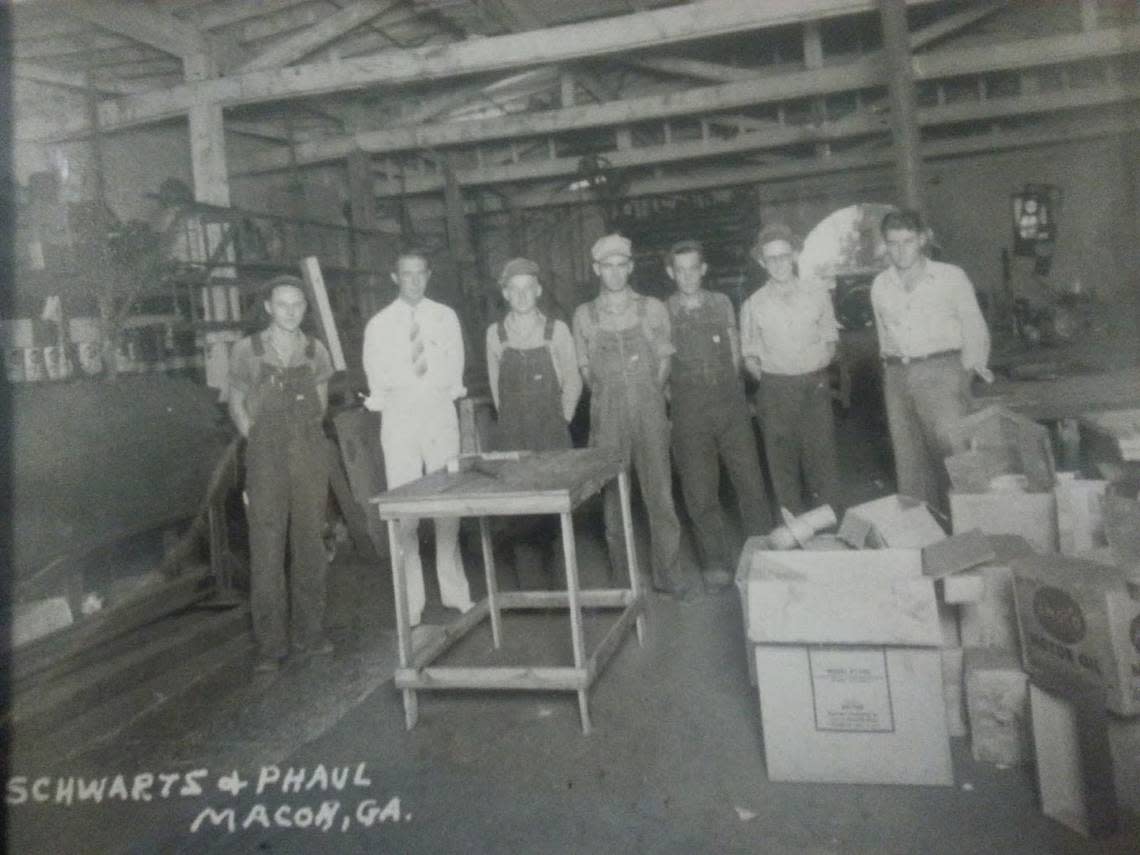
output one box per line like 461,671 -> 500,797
72,0 -> 947,133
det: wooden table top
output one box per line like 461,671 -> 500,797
371,447 -> 625,518
977,365 -> 1140,421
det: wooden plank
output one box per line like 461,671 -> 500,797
9,606 -> 248,735
407,600 -> 491,668
11,567 -> 215,683
13,631 -> 253,768
298,256 -> 347,370
195,0 -> 314,32
86,0 -> 944,130
13,62 -> 146,94
395,665 -> 587,691
238,0 -> 399,72
585,596 -> 645,684
496,589 -> 632,609
910,1 -> 1006,50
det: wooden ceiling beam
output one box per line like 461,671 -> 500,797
358,79 -> 1140,195
496,112 -> 1137,210
237,0 -> 400,71
910,1 -> 1007,50
270,23 -> 1138,166
87,0 -> 942,130
14,61 -> 148,94
194,0 -> 315,32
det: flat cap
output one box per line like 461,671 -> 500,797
591,233 -> 632,262
499,257 -> 540,284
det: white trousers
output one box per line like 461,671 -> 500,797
381,393 -> 472,624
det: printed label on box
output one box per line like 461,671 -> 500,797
809,647 -> 895,733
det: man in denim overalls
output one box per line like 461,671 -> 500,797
665,240 -> 773,589
228,276 -> 334,673
486,257 -> 582,586
572,234 -> 691,598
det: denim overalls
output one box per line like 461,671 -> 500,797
585,296 -> 684,593
245,333 -> 329,660
669,293 -> 772,574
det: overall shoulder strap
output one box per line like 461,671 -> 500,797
497,320 -> 508,344
588,300 -> 600,325
304,335 -> 316,360
543,316 -> 555,342
251,333 -> 265,357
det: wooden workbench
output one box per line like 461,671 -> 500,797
371,448 -> 646,734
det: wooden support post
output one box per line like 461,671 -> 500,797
298,256 -> 348,370
803,20 -> 831,159
346,148 -> 384,321
560,71 -> 576,107
189,102 -> 229,206
878,0 -> 924,212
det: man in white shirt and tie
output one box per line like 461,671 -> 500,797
871,208 -> 992,512
362,248 -> 473,626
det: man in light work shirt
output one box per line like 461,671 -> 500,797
363,247 -> 474,627
741,223 -> 843,516
665,239 -> 772,589
572,234 -> 690,598
871,208 -> 991,512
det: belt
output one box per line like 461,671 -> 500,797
882,349 -> 960,366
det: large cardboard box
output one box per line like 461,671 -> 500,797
1012,555 -> 1140,716
744,550 -> 953,786
950,490 -> 1058,554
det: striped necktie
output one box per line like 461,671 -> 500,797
409,310 -> 427,377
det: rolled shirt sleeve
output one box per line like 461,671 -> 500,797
226,337 -> 255,397
550,320 -> 583,422
485,324 -> 503,411
954,270 -> 991,373
361,313 -> 387,412
441,307 -> 467,400
572,304 -> 593,372
643,298 -> 676,364
311,339 -> 334,386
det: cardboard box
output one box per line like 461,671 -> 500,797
964,647 -> 1029,765
941,535 -> 1034,655
1029,683 -> 1139,837
744,549 -> 953,786
1012,555 -> 1140,716
951,405 -> 1056,492
950,490 -> 1058,554
837,494 -> 947,549
1055,475 -> 1108,557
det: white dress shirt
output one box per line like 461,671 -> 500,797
870,259 -> 990,372
362,296 -> 466,412
739,279 -> 838,376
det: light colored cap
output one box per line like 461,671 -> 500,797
499,257 -> 540,284
591,233 -> 632,262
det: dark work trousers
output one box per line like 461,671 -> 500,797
245,361 -> 329,660
882,353 -> 970,514
492,318 -> 570,587
669,300 -> 772,573
586,303 -> 685,593
756,369 -> 842,516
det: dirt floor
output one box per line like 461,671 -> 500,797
7,407 -> 1140,853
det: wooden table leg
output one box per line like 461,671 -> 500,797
387,518 -> 418,729
618,469 -> 645,646
479,516 -> 502,649
559,511 -> 591,734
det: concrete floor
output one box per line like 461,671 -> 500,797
8,407 -> 1140,853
